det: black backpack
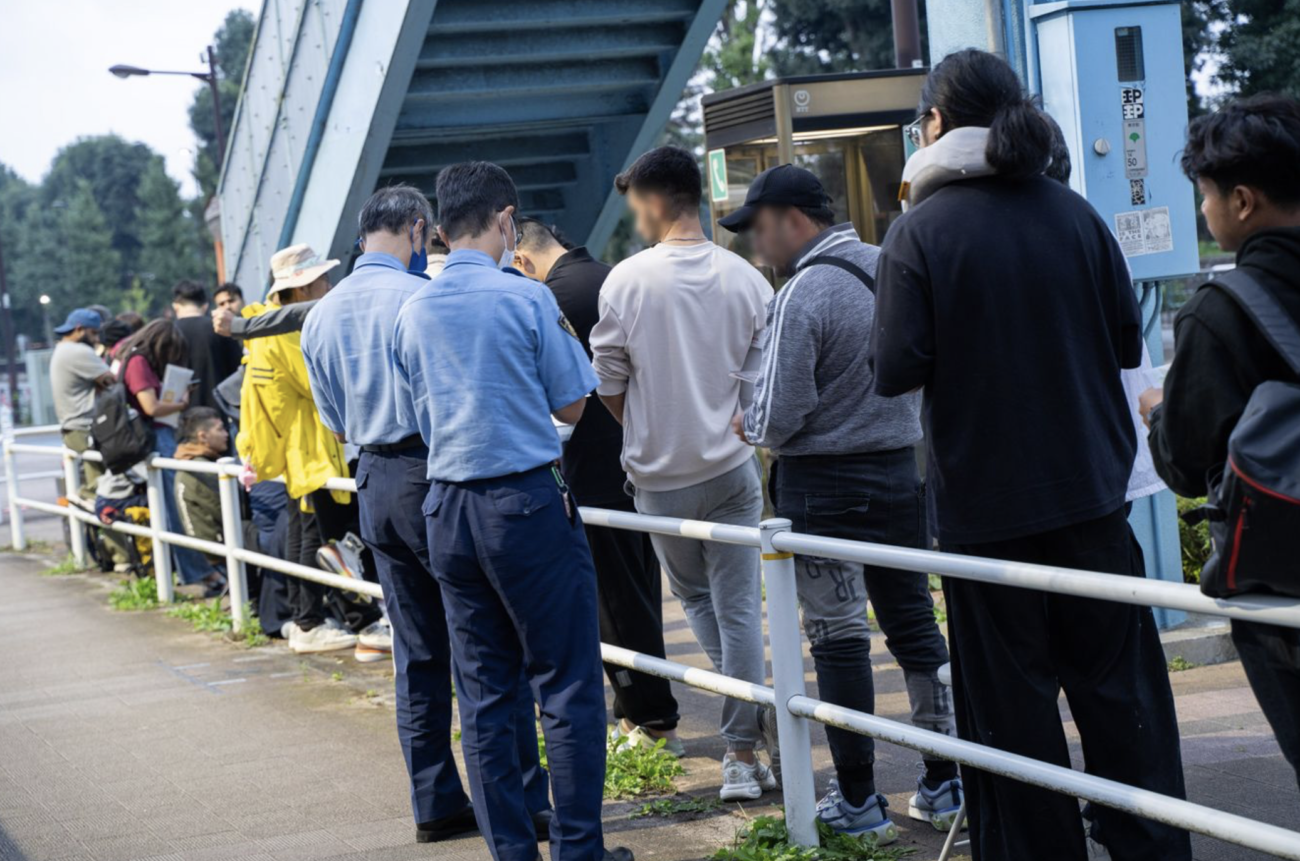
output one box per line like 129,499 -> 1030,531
91,374 -> 155,475
1189,269 -> 1300,598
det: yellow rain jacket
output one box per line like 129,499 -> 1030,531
236,302 -> 350,505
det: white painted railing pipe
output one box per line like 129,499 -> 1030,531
4,441 -> 25,550
217,457 -> 250,633
9,439 -> 1300,858
61,448 -> 87,568
759,518 -> 818,847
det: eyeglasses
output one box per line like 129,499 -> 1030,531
904,112 -> 928,148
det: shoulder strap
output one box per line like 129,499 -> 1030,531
1209,268 -> 1300,378
803,255 -> 876,294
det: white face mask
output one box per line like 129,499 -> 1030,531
498,218 -> 518,270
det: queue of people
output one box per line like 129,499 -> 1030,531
43,46 -> 1300,861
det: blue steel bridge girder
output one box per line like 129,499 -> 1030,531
219,0 -> 729,288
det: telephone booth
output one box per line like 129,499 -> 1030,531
702,69 -> 927,271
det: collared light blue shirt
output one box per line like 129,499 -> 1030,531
301,252 -> 424,446
392,249 -> 599,482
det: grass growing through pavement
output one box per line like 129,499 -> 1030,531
533,728 -> 684,799
41,554 -> 85,576
604,733 -> 684,799
1167,655 -> 1199,672
109,576 -> 162,610
712,815 -> 915,861
165,600 -> 268,647
632,795 -> 724,819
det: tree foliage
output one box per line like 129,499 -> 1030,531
769,0 -> 923,75
1213,0 -> 1300,101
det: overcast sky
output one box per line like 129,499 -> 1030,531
0,0 -> 256,199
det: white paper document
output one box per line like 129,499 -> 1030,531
155,363 -> 193,428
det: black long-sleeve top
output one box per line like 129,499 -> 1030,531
1148,228 -> 1300,497
870,175 -> 1142,545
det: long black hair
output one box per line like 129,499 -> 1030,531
920,49 -> 1052,180
120,319 -> 188,377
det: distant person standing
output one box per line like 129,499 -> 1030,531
213,283 -> 243,316
590,146 -> 775,801
172,281 -> 241,410
869,50 -> 1189,861
723,165 -> 960,841
49,308 -> 111,504
1141,95 -> 1300,794
393,161 -> 628,861
513,217 -> 683,757
302,185 -> 553,845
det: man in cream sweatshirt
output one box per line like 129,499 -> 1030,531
590,146 -> 775,802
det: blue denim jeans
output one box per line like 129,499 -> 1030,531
154,424 -> 218,585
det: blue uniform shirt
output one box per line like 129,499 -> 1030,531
301,252 -> 424,446
392,249 -> 599,482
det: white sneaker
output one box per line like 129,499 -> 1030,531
719,754 -> 778,801
289,618 -> 357,654
355,620 -> 392,663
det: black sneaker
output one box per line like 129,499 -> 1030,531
415,805 -> 478,843
604,849 -> 634,861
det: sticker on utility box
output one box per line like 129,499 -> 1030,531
1121,87 -> 1145,119
1129,179 -> 1147,206
1123,119 -> 1148,179
1115,206 -> 1173,257
708,149 -> 729,203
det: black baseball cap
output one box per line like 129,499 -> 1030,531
717,164 -> 831,233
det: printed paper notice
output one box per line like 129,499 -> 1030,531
156,363 -> 193,428
1114,206 -> 1174,258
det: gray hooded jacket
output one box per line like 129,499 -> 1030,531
742,224 -> 921,455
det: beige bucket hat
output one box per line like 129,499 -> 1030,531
267,244 -> 340,297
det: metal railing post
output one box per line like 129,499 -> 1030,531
4,439 -> 24,550
62,448 -> 87,568
760,517 -> 818,848
144,457 -> 174,604
217,457 -> 249,633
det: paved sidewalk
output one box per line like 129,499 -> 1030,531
1,552 -> 1297,861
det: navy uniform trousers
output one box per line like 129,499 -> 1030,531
355,448 -> 550,826
424,464 -> 607,861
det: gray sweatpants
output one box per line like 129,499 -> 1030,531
630,458 -> 766,749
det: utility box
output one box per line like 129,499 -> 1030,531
1031,0 -> 1199,281
702,69 -> 926,274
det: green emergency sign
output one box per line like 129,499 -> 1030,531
708,149 -> 729,203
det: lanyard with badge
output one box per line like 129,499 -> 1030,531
551,463 -> 574,523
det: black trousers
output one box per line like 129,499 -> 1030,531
283,490 -> 368,631
1232,619 -> 1300,792
771,450 -> 952,793
944,507 -> 1191,861
587,497 -> 680,731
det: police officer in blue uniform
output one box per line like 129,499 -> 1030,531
300,184 -> 552,846
393,162 -> 630,861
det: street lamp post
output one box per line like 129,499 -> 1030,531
0,231 -> 17,417
109,45 -> 225,170
38,295 -> 53,347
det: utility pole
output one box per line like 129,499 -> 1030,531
0,232 -> 17,418
206,45 -> 226,171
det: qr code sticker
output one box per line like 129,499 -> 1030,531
1130,180 -> 1146,206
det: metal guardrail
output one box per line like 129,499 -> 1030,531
5,439 -> 1300,858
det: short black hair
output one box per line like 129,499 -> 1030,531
614,146 -> 702,217
172,280 -> 208,307
1182,94 -> 1300,208
358,183 -> 434,237
179,406 -> 223,442
435,162 -> 519,241
213,283 -> 243,302
517,217 -> 569,252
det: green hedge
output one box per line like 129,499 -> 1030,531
1176,496 -> 1212,584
